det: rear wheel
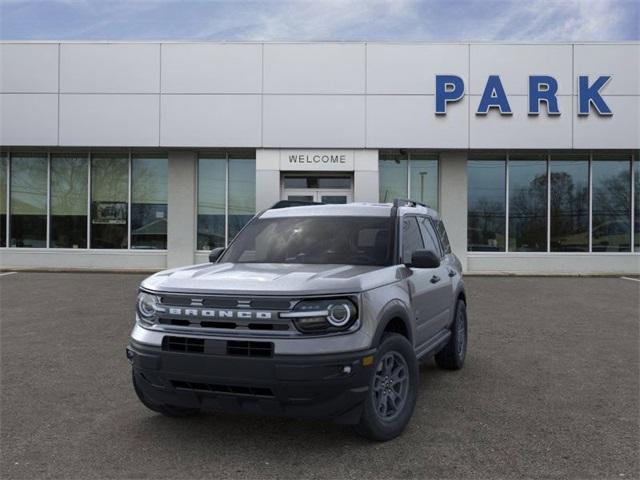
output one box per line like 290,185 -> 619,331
435,300 -> 467,370
356,333 -> 418,441
132,371 -> 200,417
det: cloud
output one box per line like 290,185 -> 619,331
0,0 -> 637,41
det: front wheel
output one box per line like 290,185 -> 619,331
435,300 -> 467,370
356,333 -> 418,441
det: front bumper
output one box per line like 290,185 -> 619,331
128,339 -> 376,424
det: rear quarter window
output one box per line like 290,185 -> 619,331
436,219 -> 452,254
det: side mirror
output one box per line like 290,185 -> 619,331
208,247 -> 225,263
408,249 -> 440,269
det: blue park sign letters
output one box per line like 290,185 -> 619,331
435,75 -> 613,116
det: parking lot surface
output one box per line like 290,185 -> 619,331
1,273 -> 638,480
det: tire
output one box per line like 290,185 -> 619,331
356,333 -> 418,442
132,371 -> 200,417
435,300 -> 467,370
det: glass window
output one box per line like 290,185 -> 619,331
221,216 -> 394,266
197,156 -> 226,250
91,154 -> 128,249
402,216 -> 424,263
10,154 -> 47,248
131,155 -> 168,249
410,154 -> 438,209
508,154 -> 548,252
467,158 -> 506,252
50,154 -> 88,248
0,154 -> 6,247
228,156 -> 256,241
549,154 -> 589,252
435,219 -> 451,255
379,151 -> 408,202
418,217 -> 441,256
635,156 -> 639,251
592,154 -> 631,252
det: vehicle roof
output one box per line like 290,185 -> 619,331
259,202 -> 441,219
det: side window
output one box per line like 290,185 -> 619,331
418,217 -> 442,257
436,219 -> 452,254
402,217 -> 424,263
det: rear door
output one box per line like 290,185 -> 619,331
417,216 -> 453,334
401,216 -> 442,349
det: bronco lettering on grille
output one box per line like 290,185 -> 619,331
158,307 -> 273,320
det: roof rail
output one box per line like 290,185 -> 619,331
392,198 -> 429,209
270,200 -> 324,209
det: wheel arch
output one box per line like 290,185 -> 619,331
371,302 -> 414,348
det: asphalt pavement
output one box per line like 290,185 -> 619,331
1,273 -> 638,479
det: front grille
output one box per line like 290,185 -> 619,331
159,295 -> 293,310
171,380 -> 274,397
162,336 -> 204,353
227,341 -> 274,357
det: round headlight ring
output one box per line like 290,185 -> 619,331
137,292 -> 157,319
327,303 -> 352,327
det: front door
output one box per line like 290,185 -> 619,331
282,175 -> 353,204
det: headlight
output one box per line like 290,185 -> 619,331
282,298 -> 358,334
137,291 -> 160,325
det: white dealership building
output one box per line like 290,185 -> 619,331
0,41 -> 638,274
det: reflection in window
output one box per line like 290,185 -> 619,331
592,154 -> 631,252
409,154 -> 438,210
228,156 -> 256,241
0,155 -> 6,247
10,154 -> 47,247
509,155 -> 547,252
379,151 -> 408,202
197,156 -> 226,250
468,158 -> 506,251
91,155 -> 128,249
635,158 -> 639,251
131,156 -> 168,249
550,155 -> 589,252
50,155 -> 88,248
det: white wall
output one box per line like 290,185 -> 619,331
1,41 -> 638,149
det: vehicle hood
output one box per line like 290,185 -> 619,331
141,262 -> 402,296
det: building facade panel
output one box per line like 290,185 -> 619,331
0,93 -> 58,145
573,43 -> 640,95
366,43 -> 468,94
262,95 -> 365,147
263,43 -> 365,94
0,44 -> 58,93
469,44 -> 573,95
160,94 -> 261,147
573,96 -> 640,149
161,43 -> 262,94
60,43 -> 160,93
366,95 -> 469,148
469,95 -> 573,149
59,94 -> 160,146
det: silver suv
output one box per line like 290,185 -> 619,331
127,199 -> 467,441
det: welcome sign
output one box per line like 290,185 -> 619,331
279,150 -> 355,171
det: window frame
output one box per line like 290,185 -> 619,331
379,151 -> 439,209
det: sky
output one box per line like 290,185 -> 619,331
0,0 -> 638,42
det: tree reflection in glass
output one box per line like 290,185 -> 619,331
508,156 -> 547,252
10,154 -> 47,248
51,155 -> 88,248
467,159 -> 506,251
91,155 -> 128,249
131,156 -> 167,249
592,155 -> 631,252
550,156 -> 589,252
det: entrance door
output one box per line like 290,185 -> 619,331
282,175 -> 353,204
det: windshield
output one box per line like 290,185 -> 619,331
221,216 -> 394,266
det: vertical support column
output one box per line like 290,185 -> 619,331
256,149 -> 280,210
167,150 -> 197,268
354,149 -> 379,202
439,151 -> 468,271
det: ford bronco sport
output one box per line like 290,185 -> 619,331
127,199 -> 467,441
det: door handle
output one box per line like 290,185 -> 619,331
430,275 -> 441,284
448,269 -> 457,277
